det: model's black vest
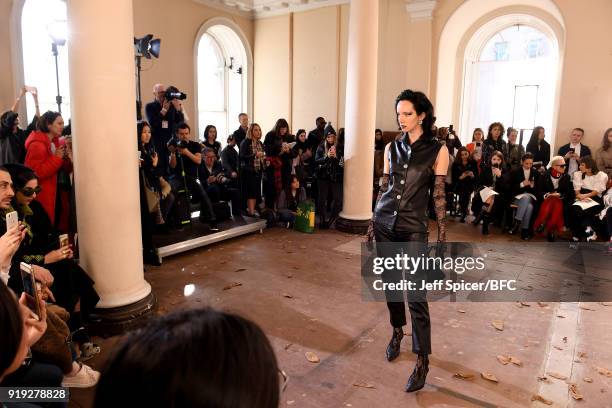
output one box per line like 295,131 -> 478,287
374,134 -> 442,233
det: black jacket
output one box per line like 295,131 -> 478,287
315,142 -> 344,182
232,127 -> 247,149
145,101 -> 185,153
509,166 -> 541,200
199,161 -> 226,189
451,160 -> 478,191
221,145 -> 239,175
239,139 -> 263,173
558,143 -> 592,164
526,140 -> 550,167
537,169 -> 573,201
307,128 -> 324,151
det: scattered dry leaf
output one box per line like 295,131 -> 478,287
491,320 -> 504,331
497,355 -> 510,365
554,345 -> 564,351
583,377 -> 593,383
299,245 -> 307,249
305,351 -> 320,363
569,383 -> 583,400
556,315 -> 566,318
538,302 -> 548,307
284,343 -> 293,350
287,401 -> 295,405
509,356 -> 523,367
219,260 -> 227,264
223,282 -> 242,290
600,302 -> 612,306
595,367 -> 612,377
457,309 -> 466,313
537,376 -> 551,384
531,394 -> 553,405
453,372 -> 475,380
580,305 -> 595,311
520,302 -> 531,307
481,372 -> 499,383
578,351 -> 587,359
547,371 -> 568,380
563,336 -> 568,343
234,268 -> 247,272
352,382 -> 376,389
286,274 -> 293,279
282,293 -> 294,299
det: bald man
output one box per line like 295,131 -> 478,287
145,83 -> 185,176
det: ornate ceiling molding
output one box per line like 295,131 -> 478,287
404,0 -> 437,22
194,0 -> 349,19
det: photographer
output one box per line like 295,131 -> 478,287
145,84 -> 185,176
437,126 -> 462,157
200,148 -> 241,217
168,123 -> 218,231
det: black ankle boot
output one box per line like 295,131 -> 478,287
482,214 -> 490,235
509,220 -> 521,235
386,327 -> 404,362
405,354 -> 429,392
472,212 -> 483,226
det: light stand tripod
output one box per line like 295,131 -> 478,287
51,42 -> 63,114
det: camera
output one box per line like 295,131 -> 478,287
165,86 -> 187,101
167,137 -> 189,149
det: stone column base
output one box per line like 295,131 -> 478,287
336,217 -> 370,234
87,292 -> 157,337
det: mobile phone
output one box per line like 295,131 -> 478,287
59,234 -> 69,248
569,147 -> 575,153
449,124 -> 454,133
20,263 -> 41,320
6,211 -> 18,231
138,151 -> 142,160
476,142 -> 481,147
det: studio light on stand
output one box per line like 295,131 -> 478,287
47,20 -> 67,114
134,34 -> 161,120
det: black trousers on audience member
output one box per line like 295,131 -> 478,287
569,203 -> 603,238
169,176 -> 216,222
317,179 -> 342,224
373,222 -> 431,355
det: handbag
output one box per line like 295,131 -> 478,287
159,176 -> 172,199
142,172 -> 160,213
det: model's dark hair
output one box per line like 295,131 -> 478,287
37,111 -> 62,133
491,150 -> 505,164
395,90 -> 435,139
3,164 -> 37,193
521,152 -> 534,162
175,122 -> 190,133
579,156 -> 599,175
486,122 -> 505,142
137,121 -> 151,149
375,129 -> 382,136
0,281 -> 23,380
272,118 -> 290,137
600,128 -> 612,151
203,125 -> 217,143
94,308 -> 279,408
296,129 -> 306,139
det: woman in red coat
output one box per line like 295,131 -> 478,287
24,111 -> 72,230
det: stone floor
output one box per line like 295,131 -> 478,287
71,219 -> 612,408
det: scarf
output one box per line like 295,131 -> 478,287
252,139 -> 265,172
550,168 -> 562,178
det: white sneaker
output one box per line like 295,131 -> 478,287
62,364 -> 100,388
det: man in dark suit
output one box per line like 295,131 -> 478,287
145,84 -> 185,176
231,113 -> 249,150
557,128 -> 592,177
201,147 -> 241,217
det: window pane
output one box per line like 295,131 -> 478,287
197,34 -> 225,112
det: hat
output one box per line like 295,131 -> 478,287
324,123 -> 336,137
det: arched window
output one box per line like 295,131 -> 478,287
196,25 -> 248,145
462,23 -> 559,146
21,0 -> 71,120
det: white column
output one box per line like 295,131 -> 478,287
338,0 -> 379,226
67,0 -> 151,308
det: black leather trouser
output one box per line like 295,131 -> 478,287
373,222 -> 431,355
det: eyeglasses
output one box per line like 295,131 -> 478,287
554,164 -> 566,168
279,369 -> 289,393
20,186 -> 42,197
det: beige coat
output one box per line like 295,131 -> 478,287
595,147 -> 612,181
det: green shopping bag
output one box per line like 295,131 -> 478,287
294,199 -> 315,233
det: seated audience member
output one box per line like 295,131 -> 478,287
558,128 -> 592,177
438,126 -> 462,157
471,151 -> 508,234
292,129 -> 312,183
526,126 -> 551,169
569,157 -> 608,242
483,122 -> 506,166
240,124 -> 265,217
595,128 -> 612,184
508,152 -> 541,240
599,188 -> 612,251
505,128 -> 526,171
451,147 -> 478,222
94,308 -> 281,408
277,175 -> 307,227
0,86 -> 40,166
25,111 -> 73,232
220,135 -> 239,187
145,84 -> 185,177
375,129 -> 385,151
200,148 -> 241,217
138,121 -> 174,223
264,119 -> 294,209
315,124 -> 344,229
466,128 -> 485,172
168,122 -> 218,231
0,280 -> 64,394
202,125 -> 222,158
533,156 -> 574,241
232,113 -> 249,150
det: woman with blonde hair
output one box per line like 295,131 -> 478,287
239,123 -> 265,217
